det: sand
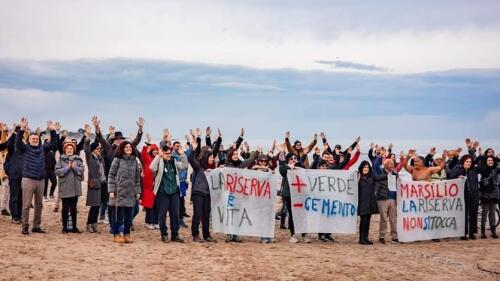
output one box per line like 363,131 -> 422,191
0,186 -> 499,281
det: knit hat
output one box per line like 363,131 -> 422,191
90,142 -> 100,152
63,142 -> 77,154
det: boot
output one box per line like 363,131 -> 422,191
491,227 -> 498,239
22,225 -> 29,235
481,226 -> 487,239
113,235 -> 125,243
92,223 -> 99,233
87,224 -> 95,233
123,235 -> 133,243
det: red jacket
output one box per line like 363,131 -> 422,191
343,150 -> 361,170
140,144 -> 158,208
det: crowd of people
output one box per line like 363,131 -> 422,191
0,117 -> 499,245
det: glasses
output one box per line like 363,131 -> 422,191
290,156 -> 297,160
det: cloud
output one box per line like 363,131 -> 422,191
315,60 -> 390,72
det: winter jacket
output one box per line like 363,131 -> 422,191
448,165 -> 480,199
4,132 -> 24,180
84,139 -> 104,206
150,154 -> 188,195
140,144 -> 157,208
373,168 -> 397,201
478,167 -> 499,201
285,137 -> 316,168
358,175 -> 380,215
16,129 -> 58,180
55,154 -> 84,198
107,155 -> 141,207
187,148 -> 210,195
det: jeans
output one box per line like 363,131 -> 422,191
62,196 -> 78,230
157,192 -> 180,238
465,194 -> 479,235
282,197 -> 295,236
280,201 -> 288,227
9,178 -> 22,220
112,206 -> 133,235
191,193 -> 211,239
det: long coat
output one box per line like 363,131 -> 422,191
107,155 -> 141,207
55,154 -> 84,198
84,140 -> 104,207
358,175 -> 379,216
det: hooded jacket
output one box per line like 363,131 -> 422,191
55,154 -> 84,198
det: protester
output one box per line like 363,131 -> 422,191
141,134 -> 159,230
188,129 -> 217,243
357,161 -> 381,245
448,155 -> 480,240
373,158 -> 399,243
4,125 -> 24,224
251,153 -> 275,243
16,118 -> 59,235
477,156 -> 499,239
55,141 -> 84,234
285,131 -> 317,168
42,133 -> 58,202
83,124 -> 105,233
149,145 -> 188,243
107,141 -> 142,243
172,139 -> 190,228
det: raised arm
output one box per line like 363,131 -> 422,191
92,116 -> 113,154
284,131 -> 295,154
344,136 -> 360,154
131,117 -> 144,147
15,117 -> 29,153
234,128 -> 245,150
428,151 -> 447,174
305,133 -> 318,154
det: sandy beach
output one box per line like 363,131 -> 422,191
0,184 -> 499,281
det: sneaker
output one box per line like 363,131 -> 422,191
171,236 -> 185,243
232,236 -> 242,243
302,236 -> 311,243
324,234 -> 335,242
391,238 -> 399,243
154,224 -> 160,229
22,225 -> 29,235
43,197 -> 48,202
49,196 -> 55,201
289,236 -> 299,243
469,234 -> 477,240
2,209 -> 11,216
72,227 -> 82,234
146,224 -> 155,230
319,235 -> 329,242
161,236 -> 169,243
32,227 -> 46,234
492,233 -> 499,239
91,223 -> 99,233
113,235 -> 125,243
123,235 -> 133,243
204,237 -> 217,243
379,238 -> 386,244
193,236 -> 204,243
87,224 -> 95,233
61,229 -> 69,234
11,218 -> 21,224
460,236 -> 469,240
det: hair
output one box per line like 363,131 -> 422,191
173,141 -> 180,146
357,160 -> 372,177
459,154 -> 472,166
162,146 -> 172,152
115,141 -> 135,158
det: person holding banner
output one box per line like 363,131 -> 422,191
278,145 -> 310,243
478,156 -> 499,239
223,146 -> 260,243
285,131 -> 317,168
188,131 -> 217,243
448,155 -> 479,240
252,154 -> 275,243
373,158 -> 399,244
149,146 -> 188,243
357,161 -> 383,245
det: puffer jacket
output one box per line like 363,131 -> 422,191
107,155 -> 141,207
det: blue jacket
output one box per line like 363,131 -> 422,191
16,129 -> 58,180
4,132 -> 24,180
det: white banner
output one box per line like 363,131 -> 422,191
207,167 -> 278,238
397,178 -> 465,242
287,169 -> 358,234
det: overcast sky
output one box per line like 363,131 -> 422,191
1,0 -> 499,151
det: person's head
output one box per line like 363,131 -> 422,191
230,149 -> 239,161
256,154 -> 269,167
112,131 -> 126,146
327,154 -> 335,165
321,152 -> 330,161
485,148 -> 495,157
161,146 -> 172,161
460,155 -> 473,170
413,156 -> 425,168
63,142 -> 76,156
148,144 -> 159,157
338,152 -> 345,162
90,142 -> 101,157
433,157 -> 443,167
335,144 -> 341,152
220,144 -> 225,151
318,159 -> 329,170
28,133 -> 39,146
390,153 -> 396,162
383,158 -> 395,171
173,141 -> 181,152
358,161 -> 372,176
293,140 -> 302,150
116,141 -> 133,158
286,153 -> 297,165
486,156 -> 495,167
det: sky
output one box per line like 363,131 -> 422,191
1,0 -> 499,151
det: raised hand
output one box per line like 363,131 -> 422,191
146,133 -> 153,144
136,117 -> 145,130
285,131 -> 290,139
194,128 -> 201,138
356,136 -> 361,143
206,126 -> 212,136
319,132 -> 326,139
216,128 -> 222,139
0,122 -> 7,131
84,124 -> 91,137
278,143 -> 286,152
465,138 -> 472,149
91,116 -> 100,128
54,122 -> 61,132
240,128 -> 245,137
109,126 -> 116,136
313,133 -> 318,141
430,147 -> 436,155
46,120 -> 54,130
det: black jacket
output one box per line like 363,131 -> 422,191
358,175 -> 380,215
448,165 -> 480,199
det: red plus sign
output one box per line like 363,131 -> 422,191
291,175 -> 307,193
